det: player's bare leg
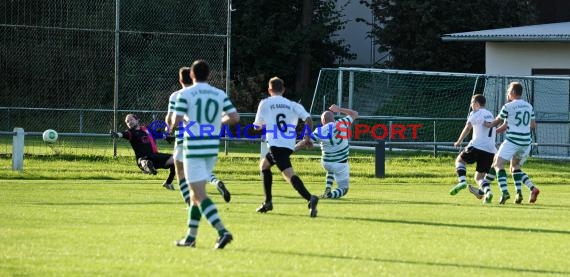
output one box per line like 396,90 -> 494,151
467,171 -> 485,200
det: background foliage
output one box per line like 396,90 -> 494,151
358,0 -> 538,72
230,0 -> 355,109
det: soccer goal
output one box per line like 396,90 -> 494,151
311,67 -> 570,158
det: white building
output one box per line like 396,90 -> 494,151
441,22 -> 570,76
336,0 -> 377,66
442,22 -> 570,157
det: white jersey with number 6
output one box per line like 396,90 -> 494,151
254,95 -> 310,150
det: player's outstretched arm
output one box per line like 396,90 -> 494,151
484,116 -> 502,128
294,140 -> 311,151
110,130 -> 123,139
530,119 -> 537,130
454,123 -> 472,147
329,104 -> 358,119
222,111 -> 240,125
165,112 -> 174,135
496,122 -> 508,134
302,116 -> 314,147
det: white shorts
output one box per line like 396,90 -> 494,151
496,140 -> 531,166
321,161 -> 350,189
173,130 -> 183,162
183,156 -> 217,183
173,143 -> 183,162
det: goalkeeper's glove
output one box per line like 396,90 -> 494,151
110,131 -> 121,138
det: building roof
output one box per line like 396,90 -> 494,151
442,22 -> 570,42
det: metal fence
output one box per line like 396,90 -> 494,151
1,0 -> 230,135
312,68 -> 570,158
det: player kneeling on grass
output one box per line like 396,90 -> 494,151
450,94 -> 497,203
111,114 -> 176,190
295,104 -> 358,199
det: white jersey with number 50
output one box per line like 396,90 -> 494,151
254,95 -> 310,150
499,99 -> 535,146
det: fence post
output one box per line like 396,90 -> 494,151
79,110 -> 84,133
433,120 -> 438,157
12,127 -> 24,171
375,140 -> 385,178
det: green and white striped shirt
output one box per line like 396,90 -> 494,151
311,116 -> 353,163
499,99 -> 535,146
168,89 -> 184,146
174,83 -> 236,158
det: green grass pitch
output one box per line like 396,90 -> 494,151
1,141 -> 569,276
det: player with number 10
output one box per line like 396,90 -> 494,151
172,60 -> 239,249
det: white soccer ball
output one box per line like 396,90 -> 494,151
42,129 -> 58,143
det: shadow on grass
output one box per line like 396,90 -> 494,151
315,197 -> 570,211
255,212 -> 570,236
235,248 -> 569,275
32,201 -> 176,206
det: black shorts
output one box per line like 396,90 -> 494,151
266,146 -> 293,171
459,146 -> 495,173
138,153 -> 174,169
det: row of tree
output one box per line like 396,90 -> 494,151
229,0 -> 538,108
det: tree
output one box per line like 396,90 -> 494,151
230,0 -> 354,109
359,0 -> 538,72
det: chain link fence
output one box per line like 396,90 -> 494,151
311,68 -> 570,158
1,0 -> 229,143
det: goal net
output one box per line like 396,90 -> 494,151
0,0 -> 230,158
310,67 -> 570,157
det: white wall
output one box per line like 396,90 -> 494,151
485,42 -> 570,75
336,0 -> 375,66
486,42 -> 570,156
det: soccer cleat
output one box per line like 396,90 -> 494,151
162,183 -> 175,190
308,195 -> 319,218
468,185 -> 484,200
140,159 -> 157,175
175,239 -> 196,248
529,187 -> 540,204
321,187 -> 332,198
499,192 -> 510,205
214,232 -> 233,249
514,192 -> 523,204
216,181 -> 231,203
256,201 -> 273,213
449,182 -> 467,196
483,191 -> 493,204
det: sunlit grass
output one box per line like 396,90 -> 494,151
1,143 -> 569,276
